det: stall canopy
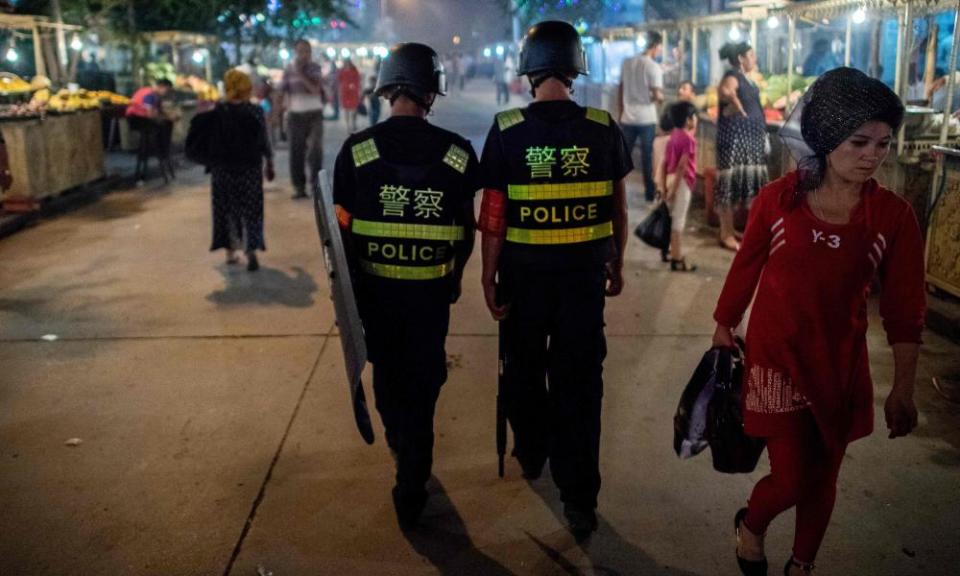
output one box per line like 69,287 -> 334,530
0,14 -> 81,82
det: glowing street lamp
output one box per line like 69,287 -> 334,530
495,45 -> 504,56
5,47 -> 18,63
192,49 -> 205,64
70,34 -> 83,51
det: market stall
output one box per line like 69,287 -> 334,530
0,14 -> 117,208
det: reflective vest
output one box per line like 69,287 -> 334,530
497,106 -> 615,247
349,136 -> 470,281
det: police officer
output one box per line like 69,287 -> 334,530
477,21 -> 632,537
333,42 -> 479,528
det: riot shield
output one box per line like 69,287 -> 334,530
313,169 -> 375,445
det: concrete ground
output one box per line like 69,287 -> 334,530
1,83 -> 958,576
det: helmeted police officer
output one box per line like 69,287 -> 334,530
333,42 -> 479,528
477,21 -> 632,537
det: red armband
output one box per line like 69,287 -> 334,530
478,188 -> 507,237
335,205 -> 352,230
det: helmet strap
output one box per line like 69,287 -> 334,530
529,73 -> 574,98
388,87 -> 433,114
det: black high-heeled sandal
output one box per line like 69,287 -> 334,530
784,557 -> 815,575
735,508 -> 768,576
670,258 -> 697,272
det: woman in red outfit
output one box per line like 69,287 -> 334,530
338,59 -> 362,133
712,68 -> 925,576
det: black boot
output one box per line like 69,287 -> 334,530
563,503 -> 598,541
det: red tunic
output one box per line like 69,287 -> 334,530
714,171 -> 925,450
338,66 -> 362,110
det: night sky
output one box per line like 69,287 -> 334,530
383,0 -> 512,52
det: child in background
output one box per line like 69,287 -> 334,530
663,101 -> 698,272
652,109 -> 674,261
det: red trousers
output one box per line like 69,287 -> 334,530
743,411 -> 846,564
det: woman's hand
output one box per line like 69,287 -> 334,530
884,386 -> 918,439
712,324 -> 735,348
265,160 -> 275,182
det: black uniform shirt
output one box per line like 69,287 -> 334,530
479,100 -> 633,270
334,115 -> 480,213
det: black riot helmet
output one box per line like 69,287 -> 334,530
374,42 -> 447,106
517,20 -> 589,78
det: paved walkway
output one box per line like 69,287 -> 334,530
1,83 -> 958,576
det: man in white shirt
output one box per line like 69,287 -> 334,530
281,39 -> 326,199
619,31 -> 664,202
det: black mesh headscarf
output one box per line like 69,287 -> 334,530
780,67 -> 904,200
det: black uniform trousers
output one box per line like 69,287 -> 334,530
357,277 -> 450,503
501,262 -> 607,509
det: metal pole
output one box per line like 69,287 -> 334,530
679,27 -> 687,81
894,8 -> 905,95
32,25 -> 46,78
50,0 -> 67,75
844,16 -> 852,67
691,26 -> 699,84
512,0 -> 521,44
750,18 -> 757,51
787,15 -> 795,113
939,4 -> 960,146
898,3 -> 913,158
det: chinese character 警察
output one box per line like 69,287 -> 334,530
414,188 -> 444,219
526,146 -> 557,179
561,146 -> 590,177
379,184 -> 411,217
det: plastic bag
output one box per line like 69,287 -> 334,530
707,347 -> 766,474
634,202 -> 672,250
673,348 -> 722,459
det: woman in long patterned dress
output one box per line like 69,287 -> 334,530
716,42 -> 769,251
209,69 -> 275,271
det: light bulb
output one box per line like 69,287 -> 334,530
767,16 -> 780,30
70,35 -> 83,51
852,8 -> 867,24
5,47 -> 18,62
279,48 -> 290,60
325,47 -> 336,58
192,50 -> 204,64
495,45 -> 505,56
340,48 -> 351,58
729,26 -> 742,41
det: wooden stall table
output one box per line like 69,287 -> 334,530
0,109 -> 105,207
927,146 -> 960,298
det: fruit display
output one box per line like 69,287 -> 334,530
0,100 -> 45,120
0,72 -> 32,94
176,75 -> 219,101
763,74 -> 816,109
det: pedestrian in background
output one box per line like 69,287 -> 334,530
716,42 -> 768,251
363,74 -> 381,126
619,31 -> 664,203
281,39 -> 326,199
713,68 -> 923,576
208,69 -> 274,271
333,43 -> 478,528
494,54 -> 511,105
338,58 -> 362,132
662,101 -> 697,272
126,78 -> 176,183
478,21 -> 631,539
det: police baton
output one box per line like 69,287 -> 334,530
496,321 -> 507,478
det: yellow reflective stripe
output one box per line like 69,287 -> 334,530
443,144 -> 469,174
497,108 -> 524,131
507,180 -> 613,201
352,139 -> 380,167
585,107 -> 610,126
351,219 -> 465,241
360,260 -> 454,280
506,222 -> 613,245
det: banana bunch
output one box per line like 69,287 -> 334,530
0,73 -> 32,94
91,90 -> 131,105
